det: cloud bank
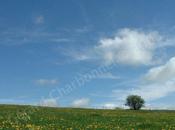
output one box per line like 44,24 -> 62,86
39,98 -> 58,107
71,98 -> 90,108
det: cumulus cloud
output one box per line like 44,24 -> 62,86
35,79 -> 58,86
39,98 -> 58,107
95,28 -> 162,65
71,98 -> 90,108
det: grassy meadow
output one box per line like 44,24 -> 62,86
0,105 -> 175,130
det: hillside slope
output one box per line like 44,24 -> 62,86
0,105 -> 175,129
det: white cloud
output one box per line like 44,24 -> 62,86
113,80 -> 175,102
34,15 -> 44,24
39,98 -> 58,107
94,101 -> 127,109
113,56 -> 175,101
144,57 -> 175,82
145,103 -> 175,110
96,72 -> 120,79
73,54 -> 90,61
103,103 -> 116,109
71,98 -> 90,108
67,50 -> 90,61
35,79 -> 58,86
95,28 -> 162,65
130,80 -> 175,101
51,38 -> 72,43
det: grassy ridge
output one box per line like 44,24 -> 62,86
0,105 -> 175,130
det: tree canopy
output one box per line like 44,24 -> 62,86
125,95 -> 145,110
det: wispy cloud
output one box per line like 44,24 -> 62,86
51,38 -> 72,43
35,79 -> 58,86
34,15 -> 44,24
0,30 -> 56,45
0,96 -> 29,104
95,72 -> 120,79
0,28 -> 73,46
58,47 -> 91,61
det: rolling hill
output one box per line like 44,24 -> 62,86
0,105 -> 175,129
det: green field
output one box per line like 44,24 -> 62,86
0,105 -> 175,130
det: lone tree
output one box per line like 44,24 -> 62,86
125,95 -> 145,110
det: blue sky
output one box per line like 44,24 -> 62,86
1,0 -> 175,109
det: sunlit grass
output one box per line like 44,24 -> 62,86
0,105 -> 175,130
